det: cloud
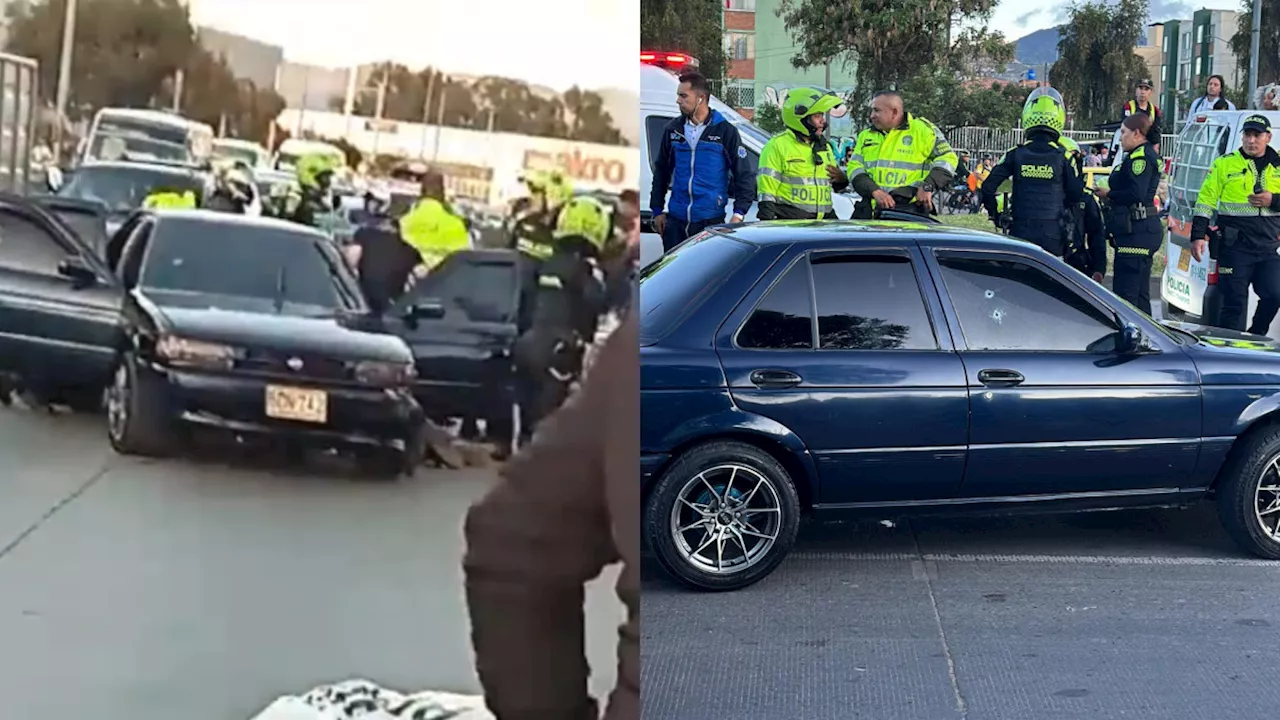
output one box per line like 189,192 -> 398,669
1015,9 -> 1045,27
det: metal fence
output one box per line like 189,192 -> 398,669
940,126 -> 1180,159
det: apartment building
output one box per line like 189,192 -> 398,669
722,0 -> 756,118
1157,9 -> 1242,122
751,0 -> 858,133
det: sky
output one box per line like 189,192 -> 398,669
990,0 -> 1244,41
187,0 -> 640,91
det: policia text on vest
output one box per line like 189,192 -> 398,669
980,131 -> 1085,260
1190,114 -> 1280,333
842,105 -> 958,218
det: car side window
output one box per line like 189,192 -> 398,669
937,255 -> 1119,352
738,260 -> 814,349
811,255 -> 938,350
0,209 -> 72,275
405,257 -> 518,324
119,221 -> 154,289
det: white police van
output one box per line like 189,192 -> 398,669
639,58 -> 856,268
1159,109 -> 1280,332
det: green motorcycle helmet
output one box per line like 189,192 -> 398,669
783,87 -> 844,139
1022,86 -> 1067,136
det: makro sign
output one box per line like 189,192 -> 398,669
522,148 -> 630,187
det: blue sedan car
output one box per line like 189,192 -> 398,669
641,219 -> 1280,591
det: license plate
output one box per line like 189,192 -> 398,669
1176,245 -> 1192,272
264,385 -> 328,423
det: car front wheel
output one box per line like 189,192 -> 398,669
1217,425 -> 1280,559
645,440 -> 801,592
106,354 -> 177,458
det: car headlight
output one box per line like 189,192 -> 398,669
354,359 -> 416,387
155,334 -> 240,369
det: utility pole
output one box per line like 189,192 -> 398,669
824,59 -> 831,89
418,70 -> 435,158
52,0 -> 77,162
1247,0 -> 1261,108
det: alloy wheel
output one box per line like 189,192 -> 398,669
668,464 -> 783,575
106,364 -> 128,442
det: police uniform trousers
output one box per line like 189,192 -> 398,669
1110,216 -> 1163,316
1216,244 -> 1280,333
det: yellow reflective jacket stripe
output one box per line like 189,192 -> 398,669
757,131 -> 835,217
847,114 -> 957,191
1194,150 -> 1280,218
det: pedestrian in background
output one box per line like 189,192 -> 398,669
649,71 -> 755,252
464,309 -> 639,720
1186,74 -> 1236,125
1117,79 -> 1163,156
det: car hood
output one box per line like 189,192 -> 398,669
141,291 -> 411,363
1162,321 -> 1280,353
1162,320 -> 1280,385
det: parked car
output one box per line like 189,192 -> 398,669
641,219 -> 1280,591
51,159 -> 213,236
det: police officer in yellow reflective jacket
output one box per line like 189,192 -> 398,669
142,189 -> 197,210
1188,113 -> 1280,333
756,87 -> 844,220
832,90 -> 957,218
982,87 -> 1085,260
1095,113 -> 1163,315
509,169 -> 574,258
399,169 -> 470,270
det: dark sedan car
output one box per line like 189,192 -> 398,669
54,160 -> 211,235
642,219 -> 1280,591
93,210 -> 425,476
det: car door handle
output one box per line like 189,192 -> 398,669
749,369 -> 802,388
977,369 -> 1025,387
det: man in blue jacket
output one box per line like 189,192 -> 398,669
650,72 -> 755,253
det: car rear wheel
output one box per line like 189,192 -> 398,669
1217,425 -> 1280,559
106,354 -> 177,458
645,440 -> 801,591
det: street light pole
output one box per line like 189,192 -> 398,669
52,0 -> 77,162
1247,0 -> 1261,108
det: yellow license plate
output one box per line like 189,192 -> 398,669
264,385 -> 328,423
1177,246 -> 1192,272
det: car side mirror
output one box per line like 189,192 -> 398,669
1119,322 -> 1152,354
57,255 -> 97,287
405,299 -> 446,321
46,166 -> 63,192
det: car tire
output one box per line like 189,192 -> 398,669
1217,424 -> 1280,560
106,354 -> 176,458
645,440 -> 801,592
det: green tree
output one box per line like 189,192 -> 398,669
776,0 -> 1013,107
903,74 -> 1031,133
1051,0 -> 1150,127
640,0 -> 727,82
1230,0 -> 1280,92
754,102 -> 784,134
6,0 -> 197,114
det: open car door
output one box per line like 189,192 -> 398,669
383,249 -> 528,428
0,192 -> 123,399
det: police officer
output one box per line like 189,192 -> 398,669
508,169 -> 574,258
981,88 -> 1084,258
291,153 -> 340,227
757,86 -> 844,220
1095,113 -> 1162,314
142,189 -> 197,209
1058,135 -> 1108,281
399,169 -> 471,271
512,195 -> 612,443
204,162 -> 257,214
1188,113 -> 1280,333
834,90 -> 957,218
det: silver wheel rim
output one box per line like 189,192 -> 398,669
668,463 -> 783,575
106,365 -> 128,441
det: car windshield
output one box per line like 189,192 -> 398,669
140,218 -> 359,313
88,117 -> 191,163
58,165 -> 205,213
640,232 -> 756,344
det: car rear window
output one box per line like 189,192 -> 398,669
639,232 -> 755,344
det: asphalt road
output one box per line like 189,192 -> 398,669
642,507 -> 1280,720
0,405 -> 623,720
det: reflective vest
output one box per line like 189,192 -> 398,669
399,198 -> 470,268
1123,100 -> 1159,121
1195,149 -> 1280,249
757,131 -> 835,219
142,191 -> 197,209
847,113 -> 957,194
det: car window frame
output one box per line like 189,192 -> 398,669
732,245 -> 947,352
0,199 -> 103,279
394,250 -> 523,326
118,218 -> 155,290
928,247 -> 1132,354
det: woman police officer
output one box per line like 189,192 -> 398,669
1095,113 -> 1162,314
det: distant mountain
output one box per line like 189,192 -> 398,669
1014,27 -> 1062,66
